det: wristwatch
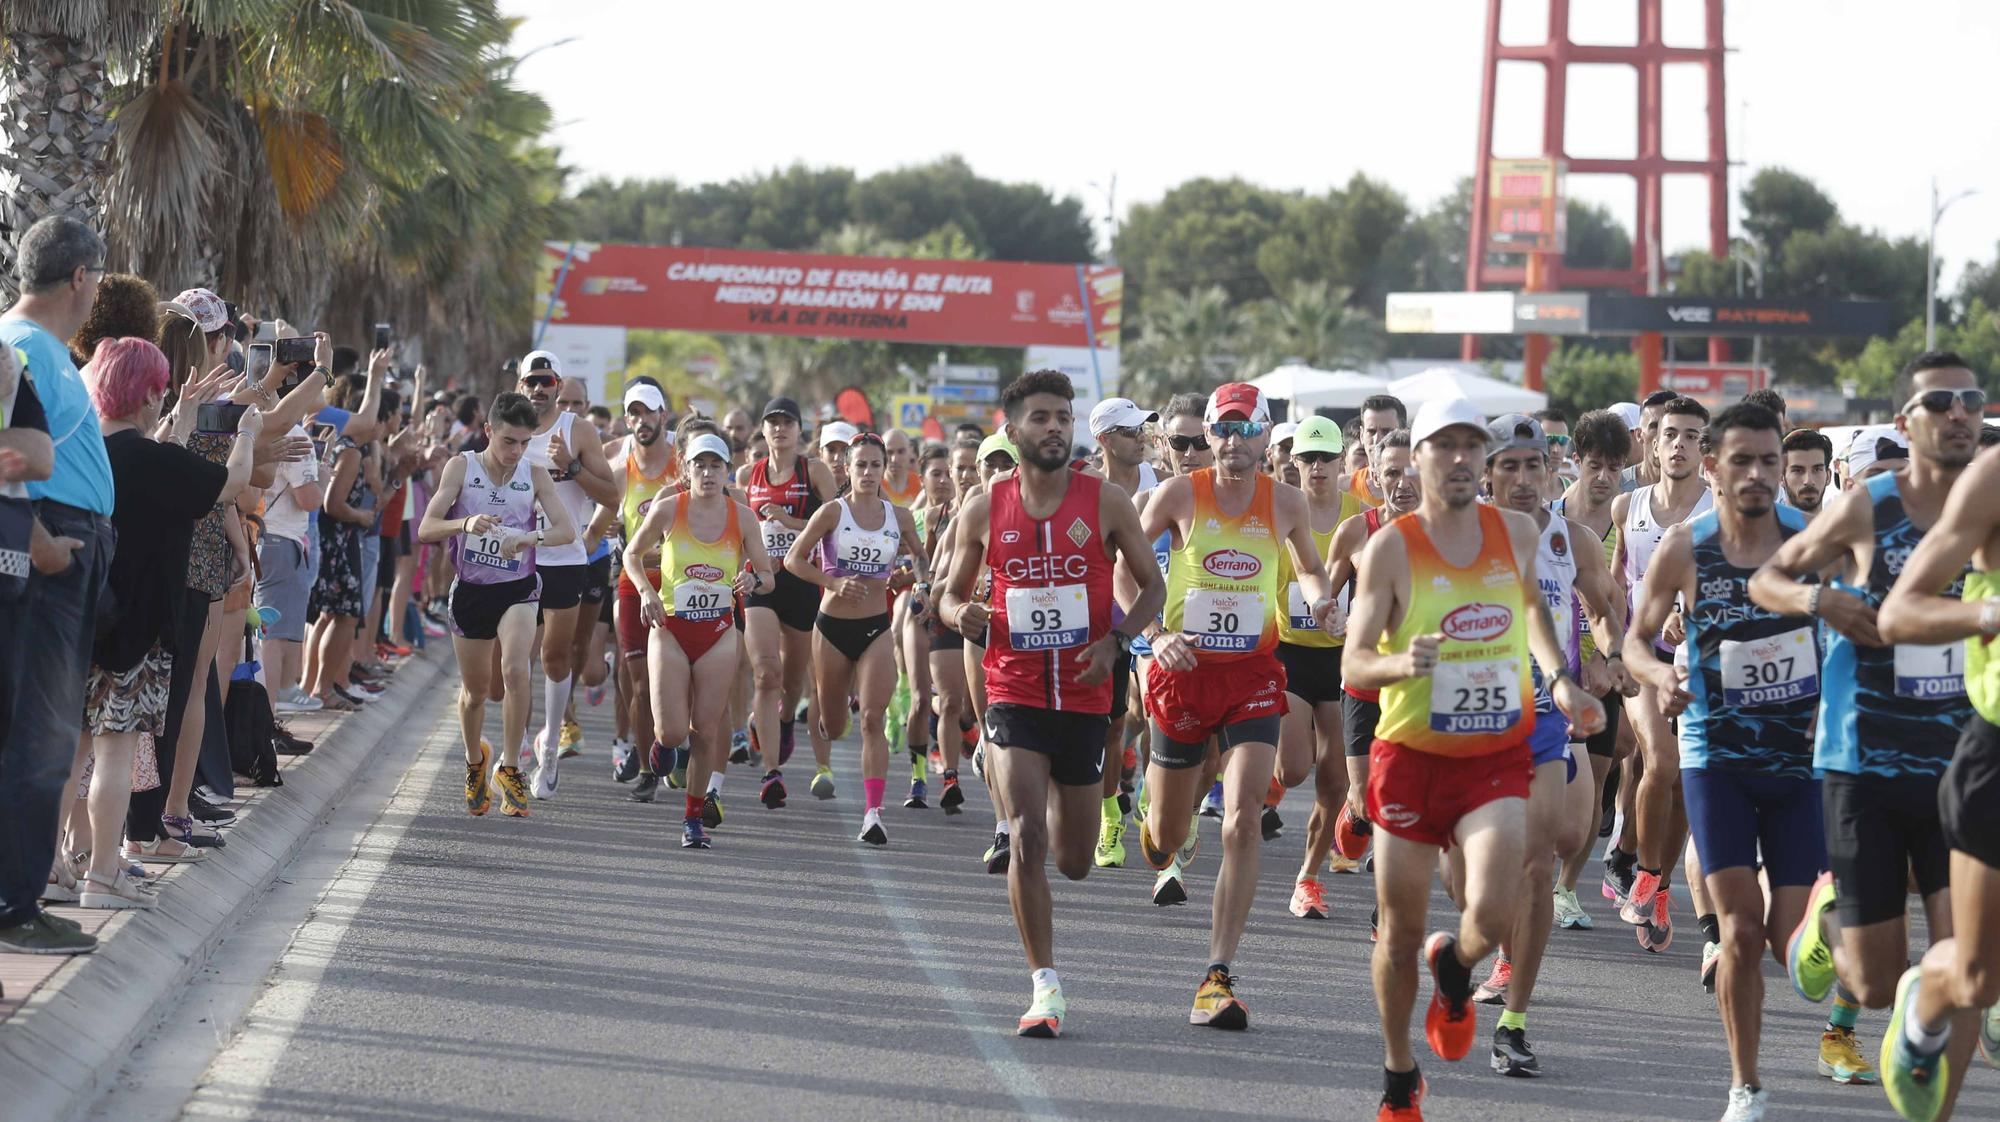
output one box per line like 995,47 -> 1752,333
1112,629 -> 1135,655
312,365 -> 333,387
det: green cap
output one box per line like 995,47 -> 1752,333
1290,416 -> 1345,456
977,432 -> 1019,464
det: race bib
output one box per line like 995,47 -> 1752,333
673,579 -> 731,623
1719,628 -> 1818,707
1182,588 -> 1266,652
1005,584 -> 1089,651
1285,582 -> 1319,632
1894,642 -> 1968,700
760,519 -> 799,560
465,529 -> 522,576
1430,657 -> 1523,734
840,530 -> 894,577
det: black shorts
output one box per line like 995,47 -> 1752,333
1825,770 -> 1951,927
375,532 -> 401,587
748,569 -> 820,631
449,574 -> 540,641
537,562 -> 587,611
1343,690 -> 1381,758
1582,687 -> 1623,757
582,554 -> 612,605
1277,642 -> 1343,707
1111,645 -> 1133,717
1940,713 -> 2000,873
984,702 -> 1110,787
815,611 -> 891,663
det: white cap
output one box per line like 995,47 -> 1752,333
622,383 -> 666,413
683,433 -> 730,464
819,420 -> 859,449
1271,421 -> 1299,445
1088,397 -> 1158,435
1845,424 -> 1909,476
521,349 -> 563,378
1410,395 -> 1490,448
1609,401 -> 1643,429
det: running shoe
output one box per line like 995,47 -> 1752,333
1490,1025 -> 1539,1077
1982,1000 -> 2000,1068
681,818 -> 711,849
1619,868 -> 1662,925
759,770 -> 787,808
1787,871 -> 1838,1003
1422,932 -> 1476,1061
1702,940 -> 1722,994
1018,985 -> 1065,1038
1374,1076 -> 1427,1122
1818,1027 -> 1878,1085
1095,818 -> 1126,868
1637,889 -> 1673,953
905,778 -> 929,809
1719,1084 -> 1768,1122
189,792 -> 236,825
1200,780 -> 1224,818
1260,805 -> 1283,840
940,775 -> 965,814
777,718 -> 796,766
1289,877 -> 1327,920
702,791 -> 724,829
729,730 -> 751,764
1190,966 -> 1248,1029
1334,803 -> 1372,861
858,808 -> 888,846
465,741 -> 493,816
1327,853 -> 1361,874
558,719 -> 583,759
529,730 -> 560,800
1178,812 -> 1201,870
811,766 -> 836,800
629,773 -> 660,802
1472,953 -> 1511,1005
1880,967 -> 1950,1122
1151,863 -> 1187,907
984,831 -> 1011,874
1137,816 -> 1174,870
1553,886 -> 1593,930
667,744 -> 689,790
493,765 -> 531,817
1601,854 -> 1636,909
611,738 -> 638,783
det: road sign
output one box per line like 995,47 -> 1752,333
930,363 -> 999,384
930,381 -> 998,403
888,394 -> 929,432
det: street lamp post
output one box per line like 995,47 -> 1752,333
1927,177 -> 1979,349
1731,238 -> 1767,372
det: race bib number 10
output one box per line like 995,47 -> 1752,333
1005,584 -> 1089,651
1720,628 -> 1818,707
465,530 -> 522,575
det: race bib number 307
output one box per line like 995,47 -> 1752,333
1719,628 -> 1818,707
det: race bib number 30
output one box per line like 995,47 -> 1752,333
1005,584 -> 1089,651
466,530 -> 522,575
1894,642 -> 1968,700
1720,628 -> 1818,707
673,579 -> 731,623
1182,588 -> 1266,652
1430,658 -> 1523,734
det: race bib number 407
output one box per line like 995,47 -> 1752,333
1720,628 -> 1818,707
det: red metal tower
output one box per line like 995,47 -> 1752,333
1463,0 -> 1731,394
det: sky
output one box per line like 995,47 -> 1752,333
504,0 -> 2000,291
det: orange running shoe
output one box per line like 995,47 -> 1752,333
465,740 -> 493,816
1423,932 -> 1477,1061
1289,877 -> 1328,920
1619,868 -> 1661,925
1138,815 -> 1175,870
493,764 -> 531,817
1334,803 -> 1372,861
1374,1075 -> 1426,1122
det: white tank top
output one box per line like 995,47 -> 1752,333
447,451 -> 539,585
820,495 -> 901,579
1534,511 -> 1580,709
525,410 -> 592,566
1133,461 -> 1161,496
1622,482 -> 1712,588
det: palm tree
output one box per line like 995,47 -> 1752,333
0,0 -> 154,295
1122,285 -> 1244,404
1239,279 -> 1385,376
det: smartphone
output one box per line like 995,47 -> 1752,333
310,422 -> 336,459
374,323 -> 393,351
246,342 -> 273,384
275,336 -> 315,365
196,402 -> 249,433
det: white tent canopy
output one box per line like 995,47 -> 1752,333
1249,364 -> 1391,417
1386,366 -> 1546,417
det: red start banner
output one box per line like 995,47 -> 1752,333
537,242 -> 1122,349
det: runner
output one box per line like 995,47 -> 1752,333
881,427 -> 922,506
624,432 -> 773,849
417,391 -> 577,818
938,370 -> 1163,1039
819,420 -> 856,494
738,398 -> 838,809
1749,354 -> 1981,1095
1608,396 -> 1713,949
514,352 -> 618,802
1623,402 -> 1821,1122
1343,396 -> 1603,1122
1780,428 -> 1835,518
1341,394 -> 1407,508
606,385 -> 676,799
785,433 -> 928,845
966,431 -> 1018,871
1135,382 -> 1341,1030
1086,396 -> 1161,867
553,376 -> 615,764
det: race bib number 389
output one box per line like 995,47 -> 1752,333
1719,628 -> 1818,707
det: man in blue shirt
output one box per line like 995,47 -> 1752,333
0,215 -> 117,955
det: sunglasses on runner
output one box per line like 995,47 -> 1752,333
1167,433 -> 1210,452
1902,388 -> 1986,416
1294,451 -> 1339,465
1547,434 -> 1571,448
521,372 -> 559,389
1100,424 -> 1146,440
1207,421 -> 1266,441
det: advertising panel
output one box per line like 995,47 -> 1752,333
1591,296 -> 1895,337
1385,292 -> 1516,334
1487,157 -> 1566,255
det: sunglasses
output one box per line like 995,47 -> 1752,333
1295,451 -> 1339,465
1546,434 -> 1571,448
1207,420 -> 1266,440
1167,434 -> 1210,452
1101,424 -> 1146,440
1903,388 -> 1986,416
521,372 -> 559,389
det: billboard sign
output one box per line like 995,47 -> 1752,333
1659,363 -> 1770,407
1386,292 -> 1515,334
1591,296 -> 1895,337
1487,158 -> 1566,255
537,242 -> 1121,350
1511,292 -> 1591,334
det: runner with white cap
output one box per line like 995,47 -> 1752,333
820,419 -> 858,495
1087,396 -> 1160,866
1268,421 -> 1300,486
603,383 -> 677,797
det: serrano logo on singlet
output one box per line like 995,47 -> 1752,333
1001,554 -> 1088,582
1440,602 -> 1512,642
1202,549 -> 1261,579
685,563 -> 724,583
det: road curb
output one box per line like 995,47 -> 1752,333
0,651 -> 445,1122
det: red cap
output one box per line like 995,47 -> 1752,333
1204,382 -> 1270,424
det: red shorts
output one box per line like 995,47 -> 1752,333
1367,738 -> 1532,851
1145,654 -> 1288,745
617,570 -> 734,662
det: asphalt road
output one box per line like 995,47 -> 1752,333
144,674 -> 1999,1122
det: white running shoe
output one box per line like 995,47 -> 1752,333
1719,1084 -> 1767,1122
530,730 -> 560,800
273,688 -> 323,713
858,808 -> 888,845
1553,885 -> 1594,930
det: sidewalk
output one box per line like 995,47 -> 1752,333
0,647 -> 445,1122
